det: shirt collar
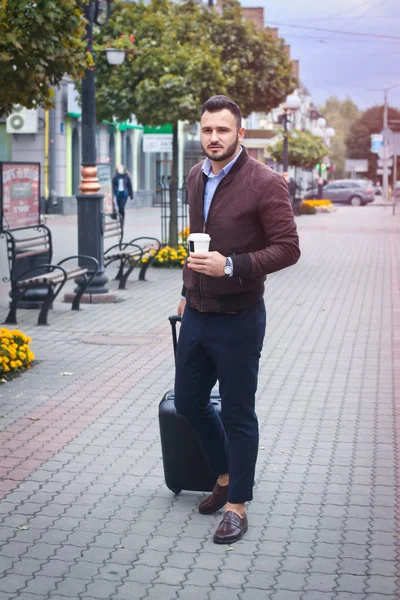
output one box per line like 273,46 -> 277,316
202,146 -> 243,178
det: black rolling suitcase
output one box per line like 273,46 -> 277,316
159,315 -> 221,495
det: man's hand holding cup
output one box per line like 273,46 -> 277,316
187,233 -> 226,277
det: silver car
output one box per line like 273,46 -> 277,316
304,179 -> 375,206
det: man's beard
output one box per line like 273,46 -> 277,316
202,136 -> 239,162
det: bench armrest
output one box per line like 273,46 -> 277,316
126,236 -> 161,251
119,242 -> 144,256
57,255 -> 99,273
105,242 -> 143,257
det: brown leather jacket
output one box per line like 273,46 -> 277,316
182,148 -> 300,313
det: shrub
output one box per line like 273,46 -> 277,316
0,328 -> 35,380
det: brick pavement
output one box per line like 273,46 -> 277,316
0,204 -> 398,599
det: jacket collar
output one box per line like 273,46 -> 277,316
201,145 -> 249,182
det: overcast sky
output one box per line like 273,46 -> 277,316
239,0 -> 400,111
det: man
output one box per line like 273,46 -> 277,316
174,95 -> 300,544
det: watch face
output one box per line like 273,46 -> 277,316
224,265 -> 232,275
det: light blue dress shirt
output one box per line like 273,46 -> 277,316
201,148 -> 242,276
202,147 -> 242,222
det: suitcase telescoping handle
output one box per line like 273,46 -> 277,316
168,315 -> 182,360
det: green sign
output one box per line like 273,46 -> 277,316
143,124 -> 173,134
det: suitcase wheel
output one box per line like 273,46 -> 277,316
171,488 -> 182,496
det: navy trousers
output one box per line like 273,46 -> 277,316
116,191 -> 128,221
174,300 -> 266,503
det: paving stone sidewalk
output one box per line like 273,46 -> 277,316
0,204 -> 399,600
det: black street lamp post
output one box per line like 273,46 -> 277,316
74,0 -> 116,300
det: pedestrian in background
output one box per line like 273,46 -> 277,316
174,95 -> 300,544
288,178 -> 298,205
112,165 -> 133,223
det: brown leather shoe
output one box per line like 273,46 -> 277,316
213,511 -> 248,544
198,482 -> 228,515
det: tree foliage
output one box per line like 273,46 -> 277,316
0,0 -> 90,115
94,0 -> 226,127
205,0 -> 296,117
94,0 -> 295,124
318,95 -> 359,178
268,130 -> 329,170
346,104 -> 400,182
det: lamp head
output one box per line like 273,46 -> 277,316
106,48 -> 125,65
285,94 -> 301,111
317,117 -> 327,129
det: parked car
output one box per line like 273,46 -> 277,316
303,179 -> 375,206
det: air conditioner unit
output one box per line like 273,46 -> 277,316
6,105 -> 38,134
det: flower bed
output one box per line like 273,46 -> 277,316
0,328 -> 35,380
302,199 -> 332,207
301,199 -> 334,214
141,226 -> 190,268
142,244 -> 188,268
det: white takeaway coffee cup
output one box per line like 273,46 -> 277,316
188,233 -> 211,254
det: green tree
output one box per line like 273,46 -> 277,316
205,0 -> 296,116
0,0 -> 90,115
94,0 -> 295,245
319,96 -> 359,178
268,130 -> 329,170
346,105 -> 400,182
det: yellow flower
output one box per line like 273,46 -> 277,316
19,352 -> 26,360
16,360 -> 22,368
10,361 -> 16,369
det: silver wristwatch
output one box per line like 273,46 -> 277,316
223,258 -> 233,277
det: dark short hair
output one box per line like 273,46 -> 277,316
201,95 -> 242,129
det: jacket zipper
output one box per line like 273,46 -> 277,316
199,177 -> 230,311
203,178 -> 225,232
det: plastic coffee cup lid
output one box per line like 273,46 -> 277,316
188,233 -> 211,241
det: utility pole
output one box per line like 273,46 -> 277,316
382,90 -> 390,204
393,142 -> 397,216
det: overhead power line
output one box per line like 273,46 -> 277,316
266,21 -> 400,40
326,0 -> 390,40
306,0 -> 389,23
284,33 -> 399,45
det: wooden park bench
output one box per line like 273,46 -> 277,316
2,224 -> 98,326
104,214 -> 161,290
